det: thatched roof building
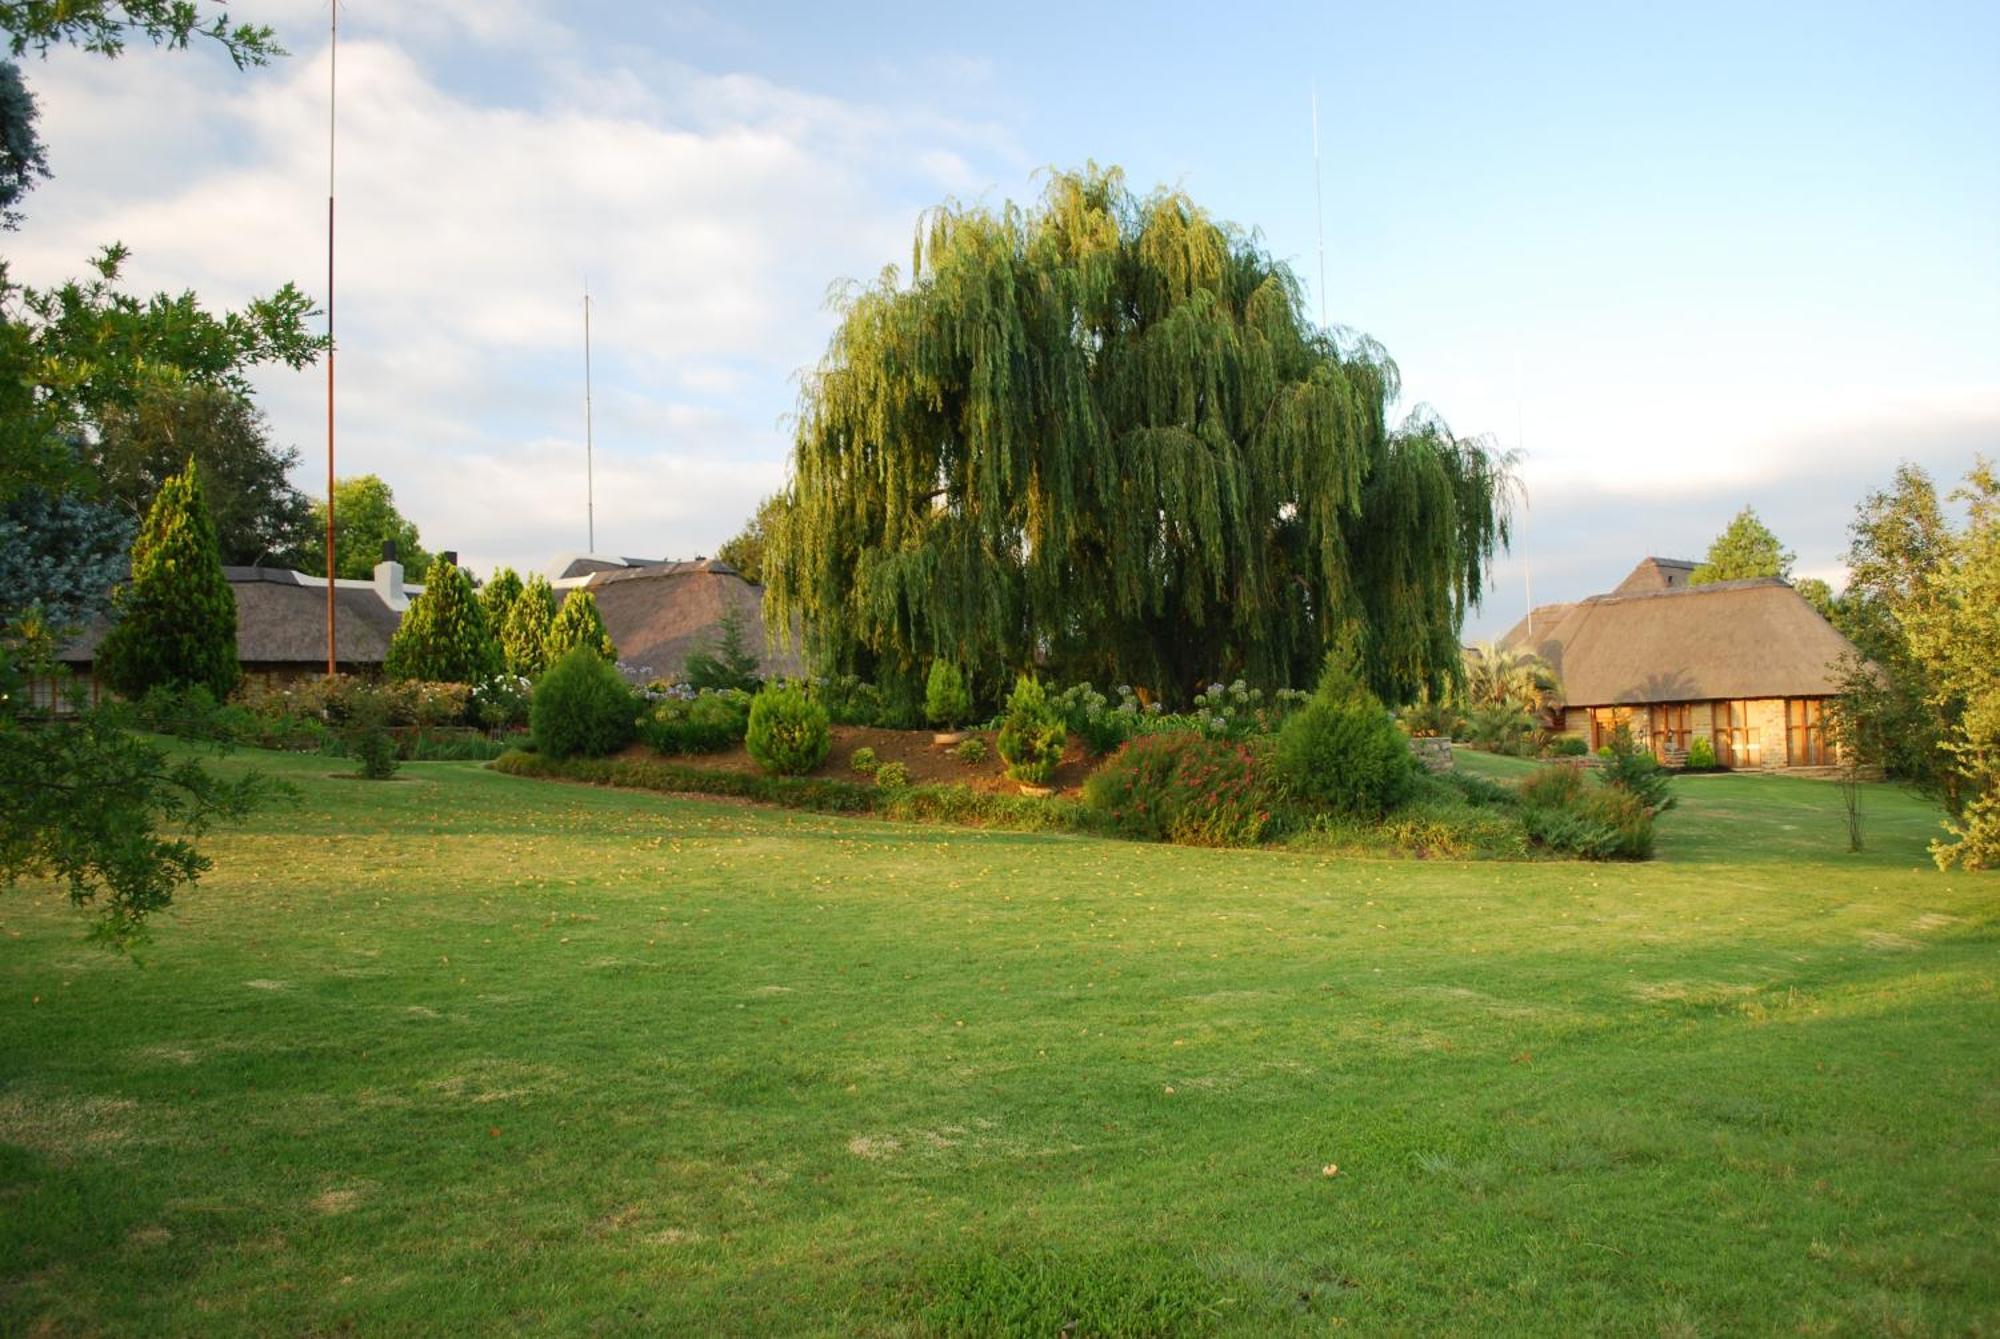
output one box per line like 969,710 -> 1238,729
550,556 -> 802,684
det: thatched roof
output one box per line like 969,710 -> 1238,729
1500,571 -> 1859,706
58,567 -> 407,669
571,559 -> 803,683
1612,556 -> 1696,593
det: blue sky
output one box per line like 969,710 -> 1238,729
11,0 -> 1997,637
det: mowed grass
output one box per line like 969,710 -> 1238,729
2,747 -> 1996,1335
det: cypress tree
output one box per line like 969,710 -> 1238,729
545,588 -> 616,664
766,165 -> 1512,704
501,573 -> 559,676
98,458 -> 239,699
479,566 -> 523,633
383,556 -> 499,683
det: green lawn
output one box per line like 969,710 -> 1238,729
3,748 -> 1995,1335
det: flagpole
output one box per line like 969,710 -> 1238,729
324,0 -> 338,676
584,282 -> 595,553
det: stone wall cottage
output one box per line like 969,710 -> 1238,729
1500,557 -> 1863,769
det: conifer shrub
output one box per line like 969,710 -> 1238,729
546,589 -> 617,663
1081,731 -> 1268,846
502,574 -> 560,675
745,681 -> 830,776
384,557 -> 499,683
924,661 -> 971,730
684,605 -> 762,692
954,736 -> 989,764
874,760 -> 910,790
97,459 -> 240,700
848,746 -> 879,775
1685,736 -> 1720,771
530,646 -> 637,759
638,689 -> 750,755
996,675 -> 1067,785
1270,663 -> 1416,818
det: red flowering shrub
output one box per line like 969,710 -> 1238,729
1080,731 -> 1269,847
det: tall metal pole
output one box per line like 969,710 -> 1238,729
1311,84 -> 1328,331
584,283 -> 595,553
324,1 -> 338,676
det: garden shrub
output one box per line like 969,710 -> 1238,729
745,681 -> 831,776
814,673 -> 886,726
471,674 -> 533,732
954,736 -> 989,764
639,689 -> 750,756
530,646 -> 637,760
1545,735 -> 1589,758
1271,670 -> 1416,818
1052,682 -> 1144,755
1081,732 -> 1269,846
682,605 -> 762,693
1517,763 -> 1656,859
1467,701 -> 1535,755
849,746 -> 879,775
1685,736 -> 1720,771
995,676 -> 1067,785
875,761 -> 910,790
924,661 -> 971,730
1599,725 -> 1676,814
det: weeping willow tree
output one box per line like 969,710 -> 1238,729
765,166 -> 1514,705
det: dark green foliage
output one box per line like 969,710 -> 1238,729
93,383 -> 312,566
502,574 -> 559,677
1516,764 -> 1656,860
954,736 -> 988,764
996,676 -> 1067,785
546,588 -> 616,663
1052,682 -> 1144,755
0,652 -> 263,948
1271,666 -> 1415,818
1546,735 -> 1590,758
683,603 -> 761,692
1691,505 -> 1794,584
814,673 -> 887,726
0,2 -> 282,65
97,458 -> 239,700
530,646 -> 636,760
638,690 -> 751,756
767,165 -> 1512,706
1081,731 -> 1268,846
1467,700 -> 1535,754
384,557 -> 499,684
875,760 -> 910,790
478,567 -> 523,632
923,660 -> 970,730
745,681 -> 831,776
848,746 -> 878,774
0,59 -> 47,228
344,715 -> 399,780
297,475 -> 431,581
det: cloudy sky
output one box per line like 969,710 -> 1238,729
10,0 -> 1996,637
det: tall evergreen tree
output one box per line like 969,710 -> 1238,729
97,458 -> 239,699
765,166 -> 1511,703
546,589 -> 616,664
501,573 -> 559,676
383,556 -> 498,683
479,566 -> 524,632
1691,506 -> 1794,584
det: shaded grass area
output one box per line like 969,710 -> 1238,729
1,748 -> 1995,1334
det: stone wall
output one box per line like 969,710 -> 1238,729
1555,697 -> 1812,770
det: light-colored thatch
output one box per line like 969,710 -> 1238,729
569,560 -> 803,683
1612,556 -> 1696,594
1500,563 -> 1859,706
59,567 -> 406,671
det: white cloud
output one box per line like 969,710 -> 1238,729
8,4 -> 1021,575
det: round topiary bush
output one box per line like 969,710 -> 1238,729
996,675 -> 1068,786
530,646 -> 638,759
874,760 -> 910,790
1272,682 -> 1417,819
746,682 -> 831,776
849,745 -> 879,774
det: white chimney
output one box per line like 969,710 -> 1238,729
373,558 -> 409,610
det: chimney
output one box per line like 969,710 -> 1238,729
372,544 -> 409,612
440,550 -> 458,568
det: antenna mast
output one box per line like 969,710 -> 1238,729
1311,84 -> 1328,330
323,0 -> 338,676
584,283 -> 595,553
1517,360 -> 1533,641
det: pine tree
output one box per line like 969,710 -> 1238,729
546,588 -> 616,664
383,556 -> 498,683
683,603 -> 761,691
97,458 -> 239,699
765,166 -> 1512,704
479,566 -> 523,632
501,574 -> 559,676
